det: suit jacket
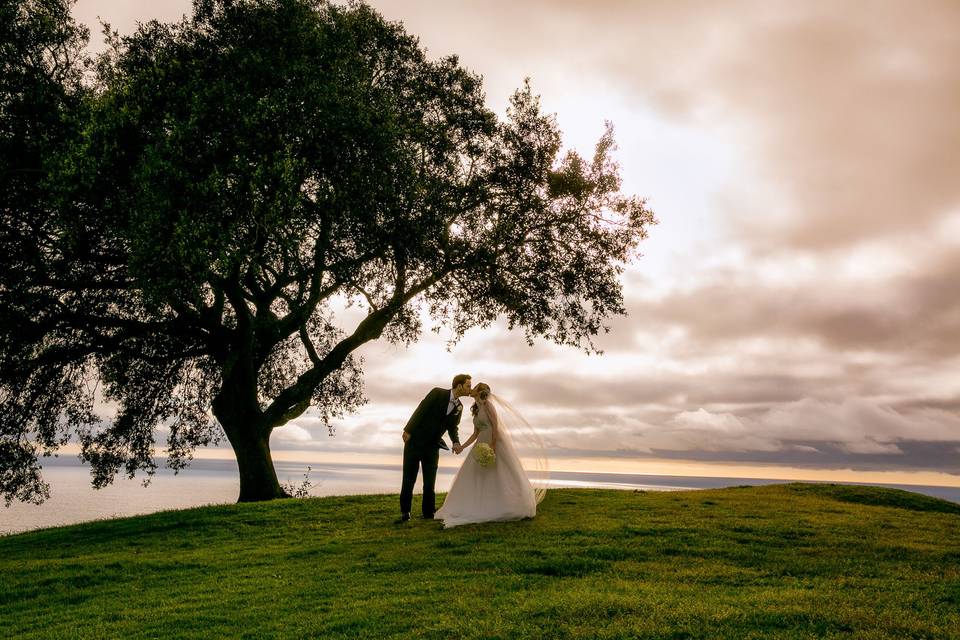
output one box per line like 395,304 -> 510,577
403,387 -> 464,451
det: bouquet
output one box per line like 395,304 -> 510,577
474,443 -> 496,467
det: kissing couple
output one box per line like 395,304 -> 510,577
397,374 -> 548,527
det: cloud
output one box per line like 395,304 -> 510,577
272,424 -> 313,443
672,398 -> 958,456
71,1 -> 960,480
707,3 -> 960,250
364,3 -> 960,476
516,0 -> 960,251
620,240 -> 960,360
672,408 -> 751,435
526,398 -> 960,475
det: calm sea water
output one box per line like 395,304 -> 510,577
3,456 -> 958,536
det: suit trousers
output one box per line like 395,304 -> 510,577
400,442 -> 440,516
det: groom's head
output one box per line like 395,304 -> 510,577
452,374 -> 472,397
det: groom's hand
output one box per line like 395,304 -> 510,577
453,444 -> 462,454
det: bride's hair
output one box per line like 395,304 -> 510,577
470,382 -> 491,415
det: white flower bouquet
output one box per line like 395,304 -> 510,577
474,443 -> 496,467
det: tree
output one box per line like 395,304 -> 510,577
0,0 -> 657,504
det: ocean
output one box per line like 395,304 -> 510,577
3,455 -> 959,536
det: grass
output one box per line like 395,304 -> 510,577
2,483 -> 959,639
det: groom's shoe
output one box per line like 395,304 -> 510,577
394,512 -> 410,524
421,513 -> 435,520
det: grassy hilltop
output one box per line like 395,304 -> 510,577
2,484 -> 959,639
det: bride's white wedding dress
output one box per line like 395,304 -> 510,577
435,399 -> 538,528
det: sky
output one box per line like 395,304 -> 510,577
70,1 -> 960,486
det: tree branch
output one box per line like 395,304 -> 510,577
260,270 -> 447,427
298,325 -> 321,366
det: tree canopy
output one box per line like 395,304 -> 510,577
0,0 -> 656,504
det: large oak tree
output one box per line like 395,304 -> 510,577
1,0 -> 656,504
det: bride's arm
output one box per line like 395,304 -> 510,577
460,427 -> 480,449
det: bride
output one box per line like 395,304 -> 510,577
435,382 -> 548,528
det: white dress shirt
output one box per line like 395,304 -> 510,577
446,389 -> 461,415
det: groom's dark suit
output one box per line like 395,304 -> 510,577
400,387 -> 464,518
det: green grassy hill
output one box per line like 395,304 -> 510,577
2,483 -> 959,639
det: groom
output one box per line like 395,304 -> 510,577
398,374 -> 472,522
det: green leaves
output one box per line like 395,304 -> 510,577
1,0 -> 656,505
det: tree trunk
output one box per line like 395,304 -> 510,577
213,392 -> 291,502
226,428 -> 291,502
211,339 -> 294,503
